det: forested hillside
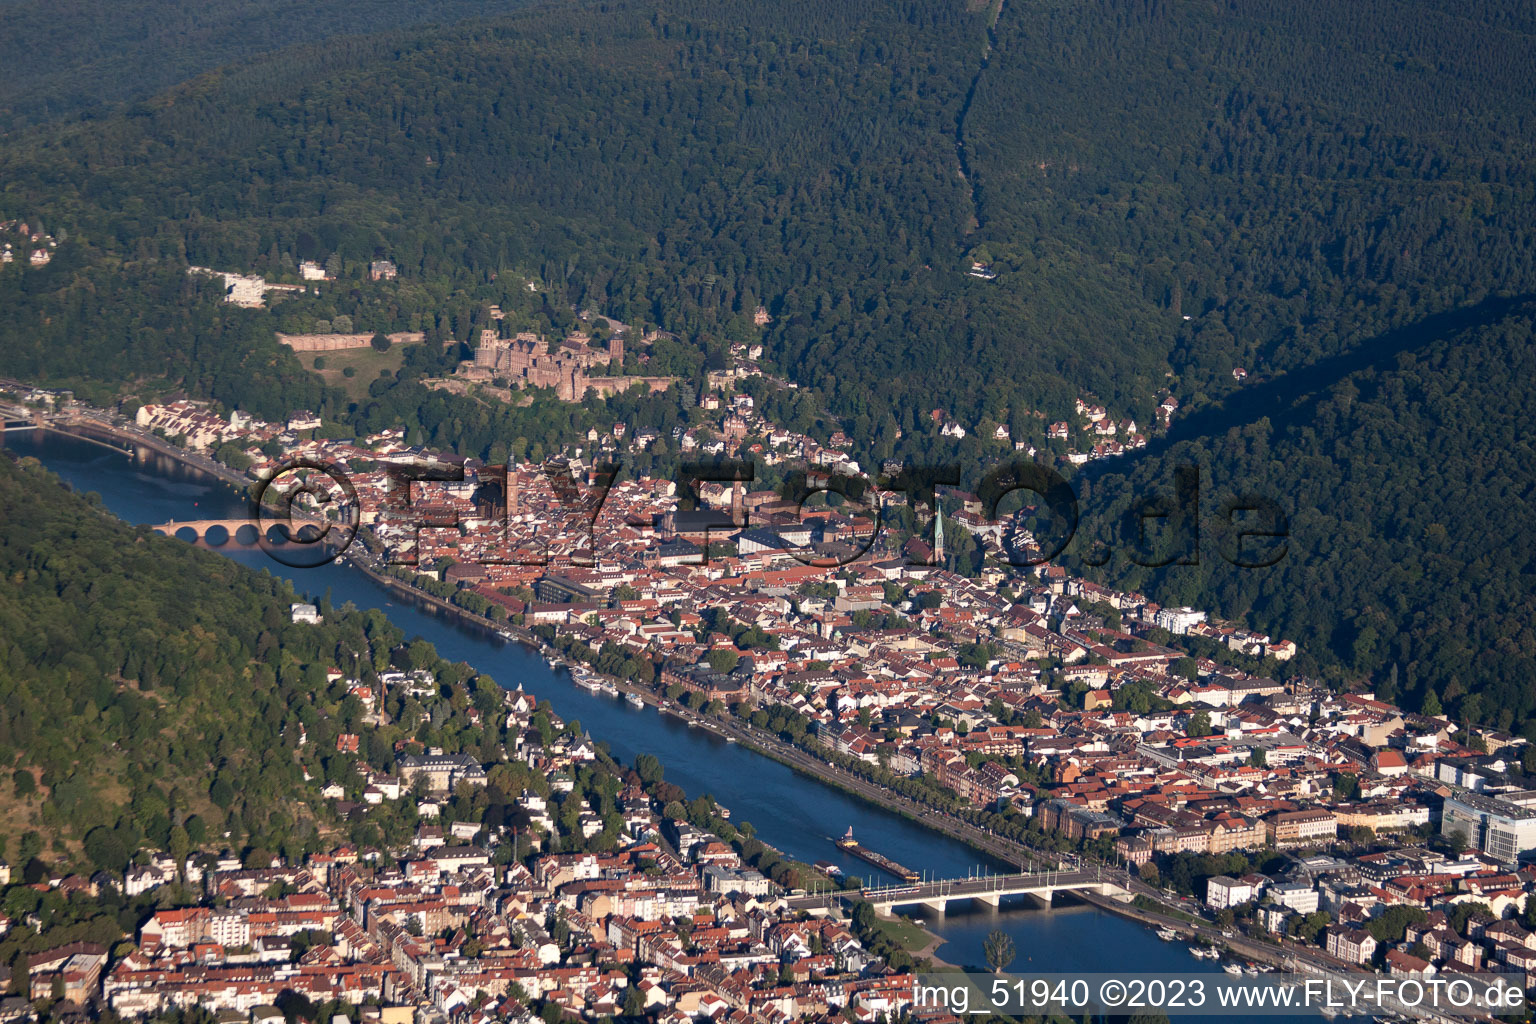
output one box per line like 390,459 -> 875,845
0,0 -> 537,128
0,0 -> 995,455
1077,304 -> 1536,734
2,0 -> 1534,456
1,0 -> 1534,713
0,451 -> 497,876
962,0 -> 1536,404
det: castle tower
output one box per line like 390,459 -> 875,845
731,480 -> 745,526
608,332 -> 624,367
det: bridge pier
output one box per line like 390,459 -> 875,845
153,519 -> 333,545
782,870 -> 1100,917
1020,889 -> 1055,909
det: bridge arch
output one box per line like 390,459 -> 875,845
152,518 -> 289,544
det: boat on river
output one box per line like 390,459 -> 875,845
836,826 -> 920,883
625,692 -> 645,708
15,425 -> 1295,989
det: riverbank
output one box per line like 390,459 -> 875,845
877,910 -> 957,969
33,411 -> 1064,876
342,537 -> 1052,877
1084,891 -> 1376,985
57,413 -> 255,491
17,422 -> 1326,1006
29,416 -> 1183,927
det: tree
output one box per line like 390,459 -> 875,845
852,901 -> 876,934
1444,828 -> 1468,856
1367,904 -> 1427,944
983,929 -> 1016,973
371,332 -> 393,353
184,814 -> 208,846
622,984 -> 646,1016
1186,711 -> 1212,738
1294,910 -> 1333,944
169,823 -> 191,873
1421,688 -> 1443,717
634,754 -> 664,787
83,826 -> 129,872
1448,901 -> 1492,937
707,648 -> 740,674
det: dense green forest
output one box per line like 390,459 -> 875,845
1,0 -> 1533,452
0,450 -> 514,874
963,0 -> 1536,403
0,0 -> 1534,718
0,0 -> 538,128
1076,306 -> 1536,734
0,450 -> 331,866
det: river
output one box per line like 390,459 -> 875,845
9,426 -> 1307,1005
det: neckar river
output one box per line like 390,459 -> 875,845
10,426 -> 1298,1004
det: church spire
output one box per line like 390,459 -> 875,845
934,501 -> 945,565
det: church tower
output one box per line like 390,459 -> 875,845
933,502 -> 945,565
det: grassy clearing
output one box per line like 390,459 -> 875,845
307,341 -> 417,400
874,913 -> 933,953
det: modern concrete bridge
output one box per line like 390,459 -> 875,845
785,868 -> 1125,915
